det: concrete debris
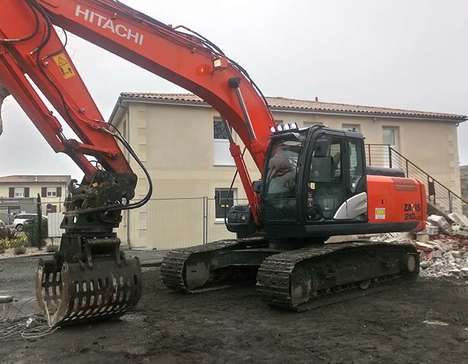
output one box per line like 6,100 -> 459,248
414,242 -> 434,252
425,224 -> 439,236
416,231 -> 429,242
453,225 -> 468,237
423,320 -> 449,326
418,239 -> 468,279
370,232 -> 412,243
0,296 -> 13,304
447,212 -> 468,228
370,213 -> 468,280
427,215 -> 453,235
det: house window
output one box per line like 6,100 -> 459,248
41,186 -> 62,198
215,188 -> 237,221
214,118 -> 230,140
382,127 -> 399,168
342,123 -> 361,132
213,118 -> 234,166
9,187 -> 29,198
383,126 -> 399,147
14,188 -> 25,198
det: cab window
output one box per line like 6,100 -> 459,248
307,136 -> 346,220
348,140 -> 364,193
309,138 -> 342,183
263,135 -> 305,222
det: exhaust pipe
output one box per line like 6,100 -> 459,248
0,84 -> 10,136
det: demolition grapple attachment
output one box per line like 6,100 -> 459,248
36,172 -> 142,327
36,237 -> 142,327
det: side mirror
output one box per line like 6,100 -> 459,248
310,156 -> 334,183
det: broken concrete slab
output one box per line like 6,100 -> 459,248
415,242 -> 434,252
427,215 -> 453,235
423,320 -> 449,326
448,212 -> 468,228
425,224 -> 439,235
0,295 -> 13,304
453,225 -> 468,237
416,232 -> 430,242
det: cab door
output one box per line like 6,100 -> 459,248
303,132 -> 367,222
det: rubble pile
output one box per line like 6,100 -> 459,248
370,212 -> 468,280
417,237 -> 468,279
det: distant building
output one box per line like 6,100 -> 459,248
461,166 -> 468,216
0,175 -> 71,221
110,93 -> 466,250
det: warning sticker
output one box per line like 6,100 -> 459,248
375,207 -> 386,220
52,53 -> 75,80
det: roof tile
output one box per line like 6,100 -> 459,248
120,92 -> 466,121
0,175 -> 71,184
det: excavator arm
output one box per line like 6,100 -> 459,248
0,0 -> 275,326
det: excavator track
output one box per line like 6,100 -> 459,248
161,239 -> 273,293
257,241 -> 419,311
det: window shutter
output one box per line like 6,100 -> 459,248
9,187 -> 14,198
24,187 -> 30,198
56,187 -> 62,197
41,187 -> 47,198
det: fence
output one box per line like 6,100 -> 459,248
31,197 -> 241,250
366,144 -> 468,215
122,197 -> 248,250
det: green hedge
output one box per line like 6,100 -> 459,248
23,219 -> 48,247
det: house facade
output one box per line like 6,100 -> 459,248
109,93 -> 465,250
0,175 -> 71,222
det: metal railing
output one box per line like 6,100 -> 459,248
366,144 -> 468,215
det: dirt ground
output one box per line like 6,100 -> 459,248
0,256 -> 467,364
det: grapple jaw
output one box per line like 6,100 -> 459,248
36,236 -> 142,327
35,172 -> 142,327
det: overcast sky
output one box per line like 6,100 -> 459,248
0,0 -> 467,180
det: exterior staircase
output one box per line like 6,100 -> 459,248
365,144 -> 468,217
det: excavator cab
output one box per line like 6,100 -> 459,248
261,125 -> 368,240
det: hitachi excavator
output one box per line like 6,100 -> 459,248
0,0 -> 426,327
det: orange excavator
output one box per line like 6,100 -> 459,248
0,0 -> 426,326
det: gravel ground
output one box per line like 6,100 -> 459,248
1,256 -> 467,364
